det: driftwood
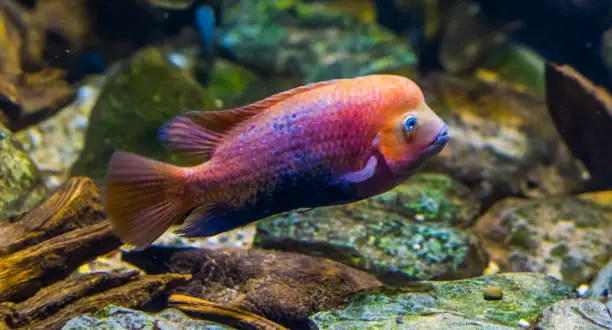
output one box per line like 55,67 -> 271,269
0,177 -> 191,329
169,294 -> 289,330
545,63 -> 612,190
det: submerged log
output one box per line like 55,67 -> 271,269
169,294 -> 289,330
0,176 -> 106,256
0,177 -> 120,302
0,220 -> 120,302
25,274 -> 191,330
0,177 -> 193,329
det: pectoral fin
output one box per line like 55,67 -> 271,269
340,155 -> 378,183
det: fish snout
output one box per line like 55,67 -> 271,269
434,123 -> 449,145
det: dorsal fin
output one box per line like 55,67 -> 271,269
158,78 -> 347,161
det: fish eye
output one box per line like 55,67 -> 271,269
403,116 -> 418,132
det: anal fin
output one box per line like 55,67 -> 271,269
175,204 -> 247,238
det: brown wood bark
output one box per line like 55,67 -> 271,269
0,177 -> 192,329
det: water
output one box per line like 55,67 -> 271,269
0,0 -> 610,329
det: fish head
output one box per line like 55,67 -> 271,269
375,101 -> 449,176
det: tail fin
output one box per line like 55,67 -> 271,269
104,151 -> 193,249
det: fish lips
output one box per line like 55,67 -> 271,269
423,125 -> 449,156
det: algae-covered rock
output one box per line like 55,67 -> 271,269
219,0 -> 418,82
0,123 -> 47,219
419,73 -> 585,204
62,305 -> 234,330
166,46 -> 260,109
255,173 -> 487,283
477,44 -> 546,96
361,173 -> 481,227
533,299 -> 612,330
71,47 -> 211,182
472,194 -> 612,286
309,273 -> 576,329
15,76 -> 106,191
71,47 -> 258,183
589,258 -> 612,302
205,58 -> 259,108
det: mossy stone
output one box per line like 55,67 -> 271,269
62,305 -> 234,329
0,123 -> 47,220
309,273 -> 576,329
255,173 -> 487,283
473,195 -> 612,286
219,0 -> 417,82
71,48 -> 257,183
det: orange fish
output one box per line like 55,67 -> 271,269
104,74 -> 449,248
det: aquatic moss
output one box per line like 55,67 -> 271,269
0,123 -> 47,219
309,273 -> 576,329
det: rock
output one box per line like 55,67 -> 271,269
14,76 -> 105,191
71,46 -> 260,183
438,1 -> 545,95
357,173 -> 481,228
419,73 -> 585,204
472,194 -> 612,286
70,47 -> 210,182
254,173 -> 487,284
0,122 -> 47,220
477,44 -> 546,96
1,271 -> 191,329
316,312 -> 517,329
533,299 -> 612,330
62,305 -> 233,330
218,0 -> 418,82
439,0 -> 513,76
589,258 -> 612,302
309,273 -> 576,329
205,58 -> 259,109
122,247 -> 382,328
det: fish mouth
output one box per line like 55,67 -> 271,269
424,124 -> 449,155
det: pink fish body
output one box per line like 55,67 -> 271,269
105,74 -> 449,248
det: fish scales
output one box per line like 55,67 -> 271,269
104,75 -> 450,248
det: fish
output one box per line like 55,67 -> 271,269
104,74 -> 450,249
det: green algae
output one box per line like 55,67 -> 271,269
219,0 -> 417,82
309,273 -> 576,329
364,173 -> 481,227
474,195 -> 612,286
71,48 -> 257,183
0,123 -> 47,219
255,173 -> 487,283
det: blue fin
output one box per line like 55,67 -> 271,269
175,205 -> 249,238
